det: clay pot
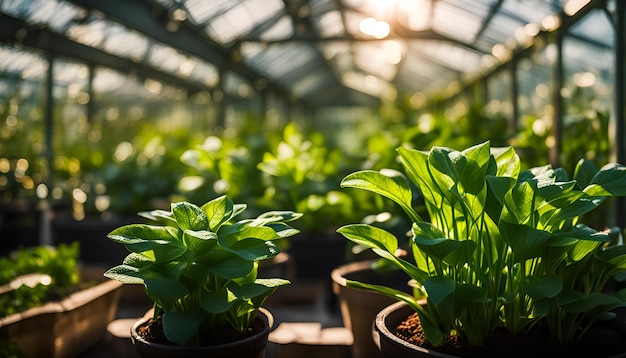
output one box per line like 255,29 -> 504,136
130,308 -> 273,358
331,260 -> 411,358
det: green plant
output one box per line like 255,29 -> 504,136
103,195 -> 301,346
337,140 -> 626,348
257,122 -> 354,233
0,242 -> 81,317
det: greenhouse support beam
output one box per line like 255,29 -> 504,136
615,0 -> 626,227
509,58 -> 519,135
0,14 -> 208,95
41,54 -> 54,247
550,31 -> 564,169
69,0 -> 296,106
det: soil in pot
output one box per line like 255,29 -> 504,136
394,310 -> 626,358
131,308 -> 273,358
137,316 -> 266,347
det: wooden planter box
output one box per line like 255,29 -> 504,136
0,266 -> 123,358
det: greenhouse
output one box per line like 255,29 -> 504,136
2,0 -> 626,357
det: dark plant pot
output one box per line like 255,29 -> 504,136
258,252 -> 291,279
375,301 -> 626,358
331,260 -> 411,358
290,232 -> 347,280
0,266 -> 123,358
0,200 -> 42,256
130,307 -> 274,358
51,214 -> 142,266
375,301 -> 454,358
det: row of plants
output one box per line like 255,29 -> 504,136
0,86 -> 613,220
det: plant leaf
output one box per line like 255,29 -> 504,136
340,169 -> 419,222
338,224 -> 427,282
584,163 -> 626,196
201,195 -> 235,231
526,275 -> 562,299
499,221 -> 550,262
172,201 -> 208,231
163,310 -> 202,346
103,264 -> 144,284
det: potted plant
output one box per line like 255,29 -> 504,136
257,122 -> 355,281
0,242 -> 123,358
337,140 -> 626,357
103,194 -> 301,357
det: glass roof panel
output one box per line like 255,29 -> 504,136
568,8 -> 613,48
182,0 -> 240,25
413,42 -> 483,74
433,1 -> 488,44
205,0 -> 284,45
99,23 -> 150,62
0,46 -> 47,80
353,41 -> 403,81
313,10 -> 345,38
259,14 -> 294,42
0,0 -> 79,32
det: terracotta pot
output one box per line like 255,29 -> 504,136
331,260 -> 411,358
0,266 -> 123,358
130,307 -> 274,358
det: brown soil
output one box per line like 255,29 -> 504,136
137,316 -> 264,346
395,312 -> 626,358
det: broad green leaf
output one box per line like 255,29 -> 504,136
256,210 -> 303,223
526,275 -> 562,299
230,279 -> 289,301
560,293 -> 622,313
338,224 -> 398,253
172,201 -> 208,231
183,262 -> 210,286
455,283 -> 491,303
219,223 -> 280,243
499,221 -> 551,262
201,195 -> 235,231
412,222 -> 475,267
423,276 -> 455,306
122,252 -> 153,268
138,209 -> 176,224
108,225 -> 186,262
397,147 -> 446,219
103,264 -> 144,284
201,289 -> 235,313
573,158 -> 598,189
340,169 -> 419,222
108,224 -> 177,244
486,176 -> 516,207
585,163 -> 626,196
184,229 -> 218,253
203,250 -> 254,279
501,182 -> 535,225
598,245 -> 626,270
459,141 -> 491,195
265,222 -> 301,239
163,310 -> 202,346
143,274 -> 188,307
491,146 -> 520,177
224,238 -> 281,261
552,224 -> 609,242
337,224 -> 428,283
